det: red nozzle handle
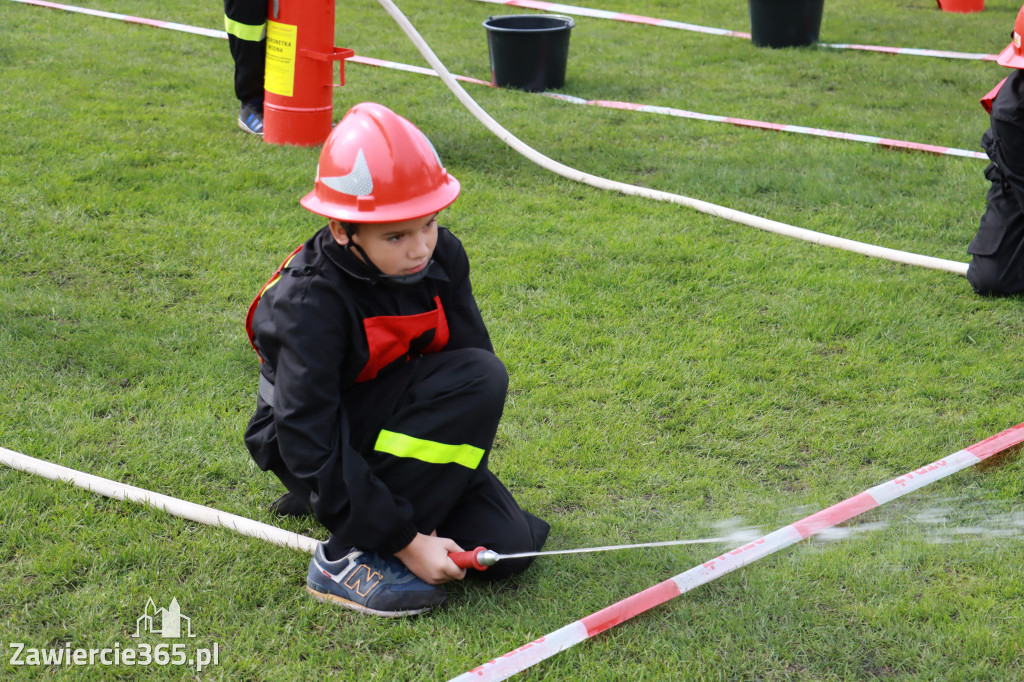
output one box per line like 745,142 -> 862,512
448,546 -> 490,571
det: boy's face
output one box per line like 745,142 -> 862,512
329,213 -> 439,277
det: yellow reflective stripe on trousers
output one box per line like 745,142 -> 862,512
374,430 -> 484,470
224,15 -> 266,42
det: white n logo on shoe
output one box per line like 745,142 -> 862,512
343,564 -> 383,597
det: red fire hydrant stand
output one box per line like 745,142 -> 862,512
263,0 -> 354,147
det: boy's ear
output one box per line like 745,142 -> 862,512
328,219 -> 350,246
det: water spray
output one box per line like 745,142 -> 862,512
448,423 -> 1024,681
449,533 -> 761,570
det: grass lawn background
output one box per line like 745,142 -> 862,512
1,0 -> 1022,678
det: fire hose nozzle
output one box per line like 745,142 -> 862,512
476,549 -> 500,566
448,547 -> 500,570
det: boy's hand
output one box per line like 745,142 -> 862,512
395,532 -> 467,585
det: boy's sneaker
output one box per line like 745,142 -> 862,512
306,543 -> 446,617
238,102 -> 264,136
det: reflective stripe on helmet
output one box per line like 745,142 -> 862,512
300,102 -> 460,223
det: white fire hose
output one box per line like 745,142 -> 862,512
376,0 -> 969,276
0,447 -> 319,555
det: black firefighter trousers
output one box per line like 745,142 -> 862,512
224,0 -> 266,106
967,163 -> 1024,296
255,348 -> 549,579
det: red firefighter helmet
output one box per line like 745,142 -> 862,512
998,5 -> 1024,69
300,102 -> 461,223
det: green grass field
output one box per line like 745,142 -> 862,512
2,0 -> 1023,678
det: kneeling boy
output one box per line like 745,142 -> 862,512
244,103 -> 549,616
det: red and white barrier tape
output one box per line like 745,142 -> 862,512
346,54 -> 493,87
449,422 -> 1024,681
823,43 -> 996,61
480,0 -> 751,37
472,0 -> 1000,62
9,0 -> 987,161
542,93 -> 988,160
9,0 -> 225,38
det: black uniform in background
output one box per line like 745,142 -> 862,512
969,69 -> 1024,295
245,226 -> 549,578
223,0 -> 266,109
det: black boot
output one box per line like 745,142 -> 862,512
269,491 -> 312,517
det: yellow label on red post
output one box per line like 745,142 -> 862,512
265,21 -> 297,97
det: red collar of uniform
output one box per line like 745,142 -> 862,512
981,77 -> 1008,114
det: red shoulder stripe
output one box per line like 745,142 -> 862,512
245,244 -> 304,362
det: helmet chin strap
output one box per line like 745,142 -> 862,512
343,227 -> 434,286
378,261 -> 435,285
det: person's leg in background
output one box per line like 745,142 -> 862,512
224,0 -> 266,135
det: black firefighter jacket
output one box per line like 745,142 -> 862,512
245,225 -> 494,553
970,68 -> 1024,294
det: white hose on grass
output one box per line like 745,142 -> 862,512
0,446 -> 319,555
375,0 -> 969,276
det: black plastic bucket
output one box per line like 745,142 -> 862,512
484,14 -> 574,92
748,0 -> 824,48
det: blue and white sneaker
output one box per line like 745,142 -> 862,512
238,102 -> 264,136
306,543 -> 446,617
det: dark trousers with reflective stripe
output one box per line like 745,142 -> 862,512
271,348 -> 549,579
224,0 -> 266,106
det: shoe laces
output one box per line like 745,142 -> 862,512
317,549 -> 417,586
